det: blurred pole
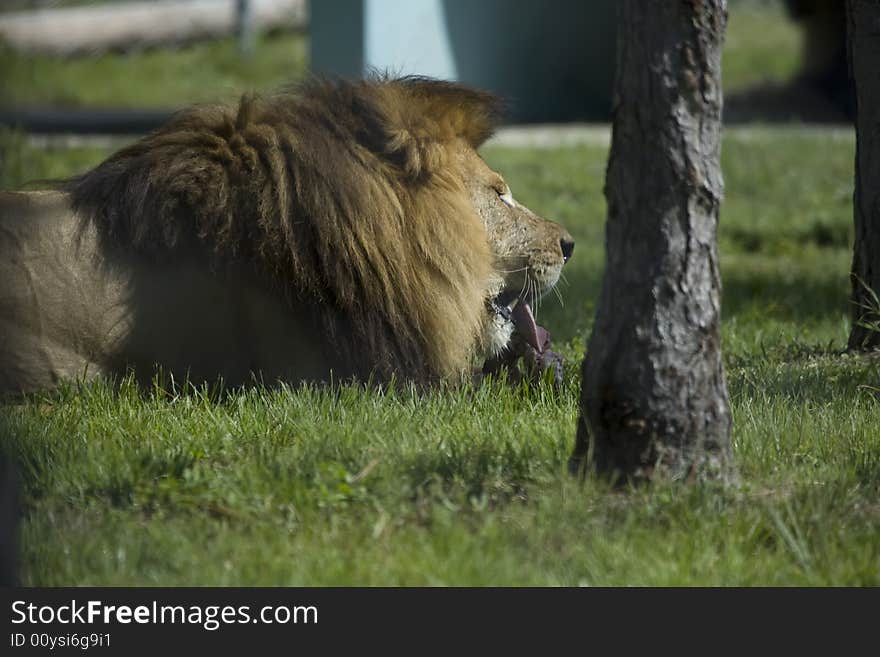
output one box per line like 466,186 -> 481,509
236,0 -> 255,57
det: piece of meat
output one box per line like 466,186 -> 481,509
482,305 -> 564,387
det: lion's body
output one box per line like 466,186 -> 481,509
1,190 -> 337,391
1,78 -> 572,394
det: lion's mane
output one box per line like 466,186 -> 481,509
67,77 -> 502,382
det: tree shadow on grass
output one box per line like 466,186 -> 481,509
721,264 -> 850,323
728,348 -> 880,403
532,248 -> 851,352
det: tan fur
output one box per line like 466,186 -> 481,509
1,77 -> 572,393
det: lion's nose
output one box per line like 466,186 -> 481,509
560,237 -> 575,263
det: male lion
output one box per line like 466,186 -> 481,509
0,77 -> 573,394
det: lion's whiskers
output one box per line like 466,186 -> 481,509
533,279 -> 543,319
526,277 -> 539,321
517,274 -> 530,308
494,265 -> 529,275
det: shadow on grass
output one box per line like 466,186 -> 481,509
728,350 -> 880,404
722,265 -> 849,322
540,250 -> 850,343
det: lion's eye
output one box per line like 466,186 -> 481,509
497,188 -> 515,208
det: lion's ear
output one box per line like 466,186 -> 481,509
346,77 -> 501,179
394,77 -> 503,149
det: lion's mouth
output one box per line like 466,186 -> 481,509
491,291 -> 549,354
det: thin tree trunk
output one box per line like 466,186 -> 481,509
846,0 -> 880,351
570,0 -> 733,483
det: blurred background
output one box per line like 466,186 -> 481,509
0,0 -> 852,137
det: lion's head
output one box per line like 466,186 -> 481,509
456,144 -> 575,370
67,76 -> 573,385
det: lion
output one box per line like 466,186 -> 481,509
0,77 -> 574,394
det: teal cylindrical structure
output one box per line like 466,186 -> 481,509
310,0 -> 615,122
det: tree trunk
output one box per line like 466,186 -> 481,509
570,0 -> 733,483
846,0 -> 880,351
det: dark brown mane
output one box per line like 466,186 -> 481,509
67,76 -> 502,382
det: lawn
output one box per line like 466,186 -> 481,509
1,2 -> 878,586
2,126 -> 878,585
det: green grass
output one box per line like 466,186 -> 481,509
0,32 -> 308,109
724,1 -> 802,94
2,126 -> 879,586
0,128 -> 111,186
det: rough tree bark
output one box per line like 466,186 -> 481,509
570,0 -> 733,483
846,0 -> 880,351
